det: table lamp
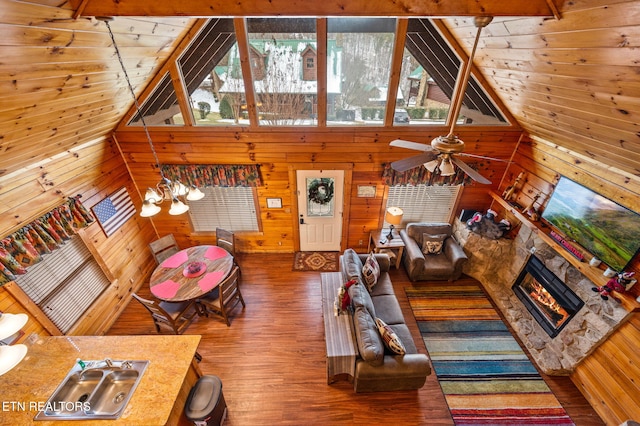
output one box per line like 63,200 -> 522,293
384,207 -> 404,240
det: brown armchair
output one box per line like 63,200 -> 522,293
400,223 -> 468,281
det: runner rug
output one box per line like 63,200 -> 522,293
293,251 -> 339,272
405,283 -> 575,425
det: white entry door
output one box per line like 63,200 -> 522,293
297,169 -> 344,252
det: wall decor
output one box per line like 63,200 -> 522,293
357,185 -> 376,198
266,198 -> 282,209
307,177 -> 334,217
92,187 -> 136,237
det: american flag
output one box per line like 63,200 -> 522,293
92,187 -> 136,237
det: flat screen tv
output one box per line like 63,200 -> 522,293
541,176 -> 640,272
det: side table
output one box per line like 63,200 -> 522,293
368,229 -> 405,269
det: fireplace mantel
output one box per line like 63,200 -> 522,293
489,191 -> 639,312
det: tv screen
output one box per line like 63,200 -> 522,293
541,176 -> 640,272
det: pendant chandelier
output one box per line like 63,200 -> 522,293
100,17 -> 204,217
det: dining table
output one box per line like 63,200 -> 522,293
149,245 -> 234,302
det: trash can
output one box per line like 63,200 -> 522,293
184,375 -> 227,426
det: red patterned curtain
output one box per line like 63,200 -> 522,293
161,164 -> 262,187
0,196 -> 94,285
381,163 -> 471,186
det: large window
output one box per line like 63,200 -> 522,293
385,184 -> 461,226
128,17 -> 508,128
247,18 -> 318,126
327,18 -> 396,126
188,187 -> 259,232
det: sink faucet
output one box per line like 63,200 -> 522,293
77,358 -> 117,371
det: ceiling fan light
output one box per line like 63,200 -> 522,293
440,158 -> 456,176
424,159 -> 440,173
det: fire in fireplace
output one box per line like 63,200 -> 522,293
512,255 -> 584,338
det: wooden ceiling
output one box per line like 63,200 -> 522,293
1,0 -> 639,182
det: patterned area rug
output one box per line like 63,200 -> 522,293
293,251 -> 339,272
406,283 -> 575,425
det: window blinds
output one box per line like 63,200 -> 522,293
385,184 -> 461,225
14,236 -> 109,333
188,186 -> 259,232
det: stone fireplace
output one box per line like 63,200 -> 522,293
454,221 -> 630,375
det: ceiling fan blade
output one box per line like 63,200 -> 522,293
458,152 -> 511,163
390,139 -> 435,152
390,152 -> 438,172
451,156 -> 492,185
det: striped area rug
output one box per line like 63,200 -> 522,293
406,283 -> 575,425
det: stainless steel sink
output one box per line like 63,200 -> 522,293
34,360 -> 149,421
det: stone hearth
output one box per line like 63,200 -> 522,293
453,220 -> 630,375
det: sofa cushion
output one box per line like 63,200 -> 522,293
422,233 -> 447,255
362,252 -> 380,291
372,295 -> 405,325
369,273 -> 394,297
353,307 -> 384,366
341,248 -> 364,281
375,317 -> 406,355
349,280 -> 376,318
388,323 -> 418,354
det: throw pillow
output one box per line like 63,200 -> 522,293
362,252 -> 380,292
375,317 -> 406,355
422,233 -> 447,255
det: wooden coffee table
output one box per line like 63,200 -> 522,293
368,229 -> 405,269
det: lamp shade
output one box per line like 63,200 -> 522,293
439,157 -> 456,176
140,200 -> 161,217
385,207 -> 404,226
424,159 -> 440,173
186,187 -> 205,201
168,199 -> 189,215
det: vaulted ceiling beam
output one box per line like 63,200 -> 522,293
69,0 -> 559,19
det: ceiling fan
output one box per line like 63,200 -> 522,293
390,16 -> 497,185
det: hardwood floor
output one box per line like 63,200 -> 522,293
107,253 -> 604,426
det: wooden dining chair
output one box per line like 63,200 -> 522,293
149,234 -> 180,264
215,228 -> 236,257
131,293 -> 199,334
197,266 -> 245,326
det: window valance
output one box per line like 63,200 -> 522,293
161,164 -> 262,188
0,196 -> 94,285
381,163 -> 471,186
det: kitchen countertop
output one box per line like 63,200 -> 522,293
0,334 -> 201,425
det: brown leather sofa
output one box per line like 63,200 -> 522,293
400,222 -> 468,281
339,249 -> 431,392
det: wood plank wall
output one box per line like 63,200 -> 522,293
572,313 -> 640,424
0,138 -> 157,338
114,126 -> 522,253
490,134 -> 640,425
